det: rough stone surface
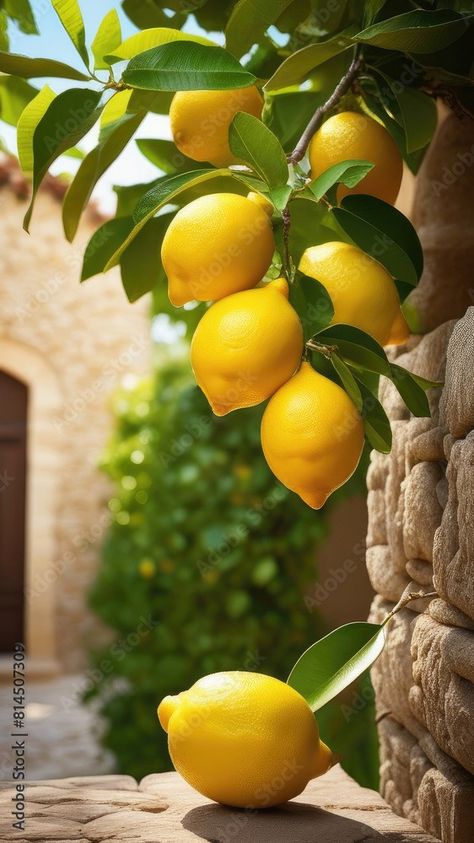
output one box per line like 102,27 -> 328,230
366,307 -> 474,843
0,169 -> 150,671
0,767 -> 439,841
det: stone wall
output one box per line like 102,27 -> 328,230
0,163 -> 150,672
366,113 -> 474,843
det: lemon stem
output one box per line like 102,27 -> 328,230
287,50 -> 363,166
381,587 -> 438,627
306,340 -> 337,358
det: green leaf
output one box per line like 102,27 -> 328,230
120,215 -> 172,302
290,272 -> 334,339
136,138 -> 202,174
63,111 -> 144,242
92,9 -> 121,71
106,27 -> 213,63
104,168 -> 235,270
287,622 -> 386,712
0,12 -> 8,52
355,9 -> 474,54
4,0 -> 37,34
16,84 -> 55,173
0,50 -> 89,80
309,160 -> 374,202
396,87 -> 437,154
268,184 -> 292,211
24,88 -> 103,231
228,112 -> 288,189
226,0 -> 295,58
81,216 -> 134,281
51,0 -> 89,69
332,195 -> 423,286
123,42 -> 256,91
0,76 -> 37,127
331,354 -> 363,411
355,376 -> 392,452
315,324 -> 391,378
388,363 -> 440,417
264,26 -> 357,91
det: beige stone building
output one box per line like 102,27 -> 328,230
0,156 -> 150,676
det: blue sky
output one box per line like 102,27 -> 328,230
3,1 -> 220,212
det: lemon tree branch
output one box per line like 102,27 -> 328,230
287,52 -> 363,165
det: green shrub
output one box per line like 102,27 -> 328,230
86,356 -> 372,782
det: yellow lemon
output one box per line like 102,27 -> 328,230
309,111 -> 403,205
299,241 -> 401,346
387,308 -> 410,345
170,87 -> 263,167
161,192 -> 275,306
261,362 -> 364,509
158,671 -> 334,808
191,278 -> 303,415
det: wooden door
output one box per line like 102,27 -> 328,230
0,371 -> 27,651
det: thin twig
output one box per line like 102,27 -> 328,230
287,52 -> 363,165
382,587 -> 437,627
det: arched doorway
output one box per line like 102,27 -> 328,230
0,372 -> 27,650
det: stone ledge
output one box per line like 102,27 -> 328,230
0,766 -> 439,841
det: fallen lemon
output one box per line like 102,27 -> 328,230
309,111 -> 403,205
261,362 -> 365,509
158,671 -> 334,808
170,87 -> 263,167
299,241 -> 401,346
161,192 -> 275,306
191,278 -> 303,415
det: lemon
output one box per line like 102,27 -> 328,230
170,87 -> 263,167
299,241 -> 401,346
261,362 -> 364,509
309,111 -> 403,205
191,278 -> 303,416
161,192 -> 275,306
387,308 -> 410,345
158,671 -> 334,808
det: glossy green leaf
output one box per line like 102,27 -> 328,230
106,27 -> 213,63
264,26 -> 357,91
24,88 -> 103,231
0,50 -> 89,80
0,76 -> 37,127
136,139 -> 202,174
81,216 -> 134,281
309,159 -> 374,201
51,0 -> 89,68
127,89 -> 174,115
226,0 -> 294,58
123,42 -> 256,91
114,178 -> 164,217
288,622 -> 386,711
389,363 -> 440,417
315,324 -> 391,377
355,376 -> 392,452
63,111 -> 144,242
120,214 -> 173,302
229,112 -> 288,188
355,9 -> 474,54
331,354 -> 363,411
104,168 -> 233,270
290,272 -> 334,339
396,87 -> 437,154
268,184 -> 292,211
92,9 -> 121,70
16,84 -> 55,173
332,195 -> 423,286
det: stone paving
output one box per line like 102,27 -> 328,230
0,674 -> 114,780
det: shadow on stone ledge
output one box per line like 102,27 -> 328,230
183,800 -> 384,842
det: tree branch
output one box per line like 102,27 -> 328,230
287,53 -> 363,165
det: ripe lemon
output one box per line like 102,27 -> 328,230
191,278 -> 303,416
299,241 -> 401,346
261,362 -> 364,509
309,111 -> 403,205
170,87 -> 263,167
158,671 -> 334,808
161,192 -> 275,306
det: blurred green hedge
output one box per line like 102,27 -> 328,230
85,355 -> 375,784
